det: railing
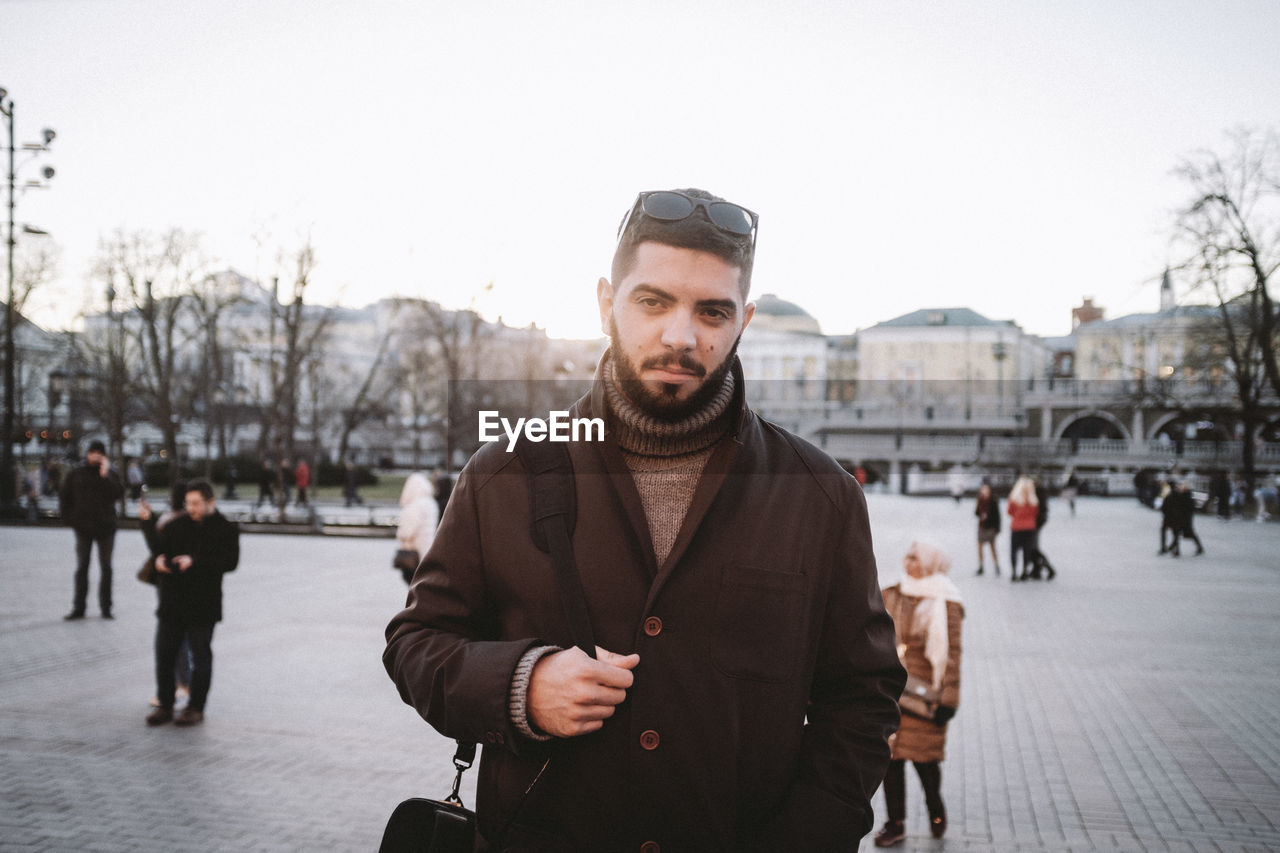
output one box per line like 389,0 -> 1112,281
816,433 -> 1280,471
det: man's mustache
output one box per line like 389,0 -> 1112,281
639,353 -> 706,378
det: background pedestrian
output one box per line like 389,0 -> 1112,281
294,458 -> 311,507
393,472 -> 437,585
1007,475 -> 1039,582
58,440 -> 124,620
875,541 -> 964,847
974,481 -> 1001,576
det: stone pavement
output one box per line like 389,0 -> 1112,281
1,495 -> 1278,852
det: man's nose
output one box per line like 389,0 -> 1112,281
660,310 -> 697,350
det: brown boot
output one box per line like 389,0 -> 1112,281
146,707 -> 173,726
174,707 -> 204,727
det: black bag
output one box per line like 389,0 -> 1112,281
393,549 -> 420,572
381,439 -> 589,853
378,742 -> 477,853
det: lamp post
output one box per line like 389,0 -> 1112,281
1,86 -> 56,512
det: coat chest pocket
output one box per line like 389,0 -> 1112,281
711,565 -> 808,683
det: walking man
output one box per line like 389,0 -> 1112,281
59,440 -> 124,620
146,478 -> 240,727
384,188 -> 905,850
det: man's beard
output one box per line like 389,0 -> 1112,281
609,318 -> 740,422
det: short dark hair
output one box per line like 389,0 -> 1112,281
185,478 -> 215,502
610,188 -> 754,298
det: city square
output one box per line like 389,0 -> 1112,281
6,4 -> 1280,851
2,493 -> 1278,852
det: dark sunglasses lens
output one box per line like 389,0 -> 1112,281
707,203 -> 754,236
641,191 -> 695,221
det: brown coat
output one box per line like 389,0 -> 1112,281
384,361 -> 905,852
882,585 -> 963,763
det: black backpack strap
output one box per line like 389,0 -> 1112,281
515,438 -> 595,659
413,444 -> 587,833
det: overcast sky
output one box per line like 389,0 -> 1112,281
5,0 -> 1279,340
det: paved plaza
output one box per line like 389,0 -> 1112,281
2,494 -> 1278,852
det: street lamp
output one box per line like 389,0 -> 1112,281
2,86 -> 56,512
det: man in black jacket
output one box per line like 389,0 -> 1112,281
145,478 -> 240,727
385,189 -> 905,851
59,440 -> 124,620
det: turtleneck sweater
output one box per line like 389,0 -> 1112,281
602,354 -> 735,567
507,353 -> 737,742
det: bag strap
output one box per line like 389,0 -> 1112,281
445,438 -> 591,808
444,740 -> 476,806
515,437 -> 595,659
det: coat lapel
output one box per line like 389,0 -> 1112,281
643,433 -> 742,612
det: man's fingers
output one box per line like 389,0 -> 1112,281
595,647 -> 641,670
571,684 -> 628,708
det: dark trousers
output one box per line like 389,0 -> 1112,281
1010,530 -> 1037,577
155,620 -> 215,711
883,759 -> 942,822
1172,524 -> 1203,555
72,529 -> 115,614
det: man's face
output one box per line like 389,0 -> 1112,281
86,450 -> 104,467
598,242 -> 754,420
185,491 -> 214,522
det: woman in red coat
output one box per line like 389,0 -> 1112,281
1007,475 -> 1040,582
875,541 -> 964,847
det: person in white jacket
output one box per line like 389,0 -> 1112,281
395,472 -> 438,584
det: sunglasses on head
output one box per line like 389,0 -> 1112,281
616,190 -> 758,246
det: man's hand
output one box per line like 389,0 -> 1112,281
138,498 -> 152,521
155,555 -> 173,574
98,457 -> 110,477
528,646 -> 640,738
172,555 -> 194,572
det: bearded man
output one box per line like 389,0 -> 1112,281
385,188 -> 904,852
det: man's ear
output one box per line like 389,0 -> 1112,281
597,277 -> 614,336
740,300 -> 756,334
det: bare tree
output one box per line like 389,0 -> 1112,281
1173,127 -> 1280,486
94,228 -> 208,484
188,271 -> 249,477
334,328 -> 394,469
10,238 -> 59,317
244,240 -> 333,519
396,293 -> 501,469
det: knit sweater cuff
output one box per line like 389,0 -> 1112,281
509,645 -> 561,742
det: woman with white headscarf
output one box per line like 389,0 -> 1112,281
873,541 -> 964,848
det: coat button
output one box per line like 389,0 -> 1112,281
640,843 -> 660,853
640,730 -> 660,751
643,616 -> 663,637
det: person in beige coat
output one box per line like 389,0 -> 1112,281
394,472 -> 437,585
874,541 -> 964,847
